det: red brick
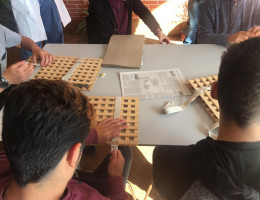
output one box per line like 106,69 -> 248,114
76,4 -> 88,8
68,8 -> 82,12
65,4 -> 76,8
148,5 -> 160,10
70,13 -> 79,17
67,1 -> 88,5
157,0 -> 167,4
142,1 -> 158,5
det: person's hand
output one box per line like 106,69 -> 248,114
108,150 -> 125,177
2,61 -> 34,84
32,46 -> 55,66
249,26 -> 260,37
94,117 -> 127,143
157,30 -> 170,44
228,31 -> 254,44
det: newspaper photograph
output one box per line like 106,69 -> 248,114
120,69 -> 191,99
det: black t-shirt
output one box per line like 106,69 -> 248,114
192,137 -> 260,200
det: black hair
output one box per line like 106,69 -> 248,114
2,79 -> 94,186
218,37 -> 260,128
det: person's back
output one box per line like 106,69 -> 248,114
153,37 -> 260,200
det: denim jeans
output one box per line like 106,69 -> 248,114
184,0 -> 204,44
21,0 -> 64,60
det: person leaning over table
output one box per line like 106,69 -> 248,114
0,79 -> 129,200
86,0 -> 170,44
0,24 -> 54,94
197,0 -> 260,45
153,38 -> 260,200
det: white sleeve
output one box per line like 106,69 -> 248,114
54,0 -> 71,27
11,0 -> 47,42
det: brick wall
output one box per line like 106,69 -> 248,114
63,0 -> 188,36
63,0 -> 89,21
132,0 -> 169,20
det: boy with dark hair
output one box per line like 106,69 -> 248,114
153,37 -> 260,200
0,79 -> 128,200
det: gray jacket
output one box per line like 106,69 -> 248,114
197,0 -> 260,45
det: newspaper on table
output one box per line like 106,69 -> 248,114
120,69 -> 191,99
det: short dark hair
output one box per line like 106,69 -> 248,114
218,37 -> 260,128
2,79 -> 94,186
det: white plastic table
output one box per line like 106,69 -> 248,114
44,44 -> 226,145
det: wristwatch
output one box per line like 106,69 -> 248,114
0,75 -> 10,89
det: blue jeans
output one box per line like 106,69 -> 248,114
21,0 -> 64,60
184,0 -> 204,44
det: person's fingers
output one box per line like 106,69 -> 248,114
236,32 -> 250,43
102,117 -> 113,123
112,123 -> 127,132
109,150 -> 117,161
248,27 -> 255,33
40,53 -> 46,66
117,150 -> 125,162
253,29 -> 260,36
32,54 -> 38,64
159,37 -> 163,43
241,31 -> 253,37
248,26 -> 260,35
28,63 -> 34,72
23,63 -> 33,74
110,131 -> 120,138
110,118 -> 125,123
158,33 -> 163,43
44,53 -> 50,66
12,60 -> 26,68
27,63 -> 34,70
109,118 -> 125,127
51,55 -> 55,62
49,54 -> 54,65
109,151 -> 115,161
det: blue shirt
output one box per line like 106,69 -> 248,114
197,0 -> 260,45
0,24 -> 21,74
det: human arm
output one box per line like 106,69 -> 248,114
132,0 -> 170,44
157,29 -> 171,44
106,150 -> 128,200
85,117 -> 127,145
1,61 -> 34,85
227,31 -> 253,44
249,26 -> 260,37
1,25 -> 53,66
0,61 -> 33,94
17,36 -> 54,66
